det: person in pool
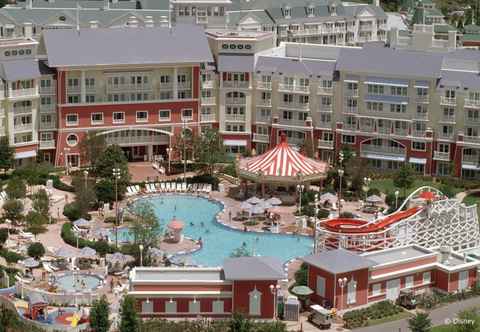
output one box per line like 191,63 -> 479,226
190,222 -> 194,227
200,221 -> 205,227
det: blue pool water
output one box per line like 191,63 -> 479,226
116,195 -> 313,267
55,274 -> 102,292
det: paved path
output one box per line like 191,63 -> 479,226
355,296 -> 480,332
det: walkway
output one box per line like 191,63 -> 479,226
356,296 -> 480,332
128,162 -> 197,183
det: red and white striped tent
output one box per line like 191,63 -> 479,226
237,135 -> 329,184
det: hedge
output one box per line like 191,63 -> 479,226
61,223 -> 114,256
0,248 -> 24,263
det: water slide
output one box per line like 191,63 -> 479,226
321,206 -> 422,234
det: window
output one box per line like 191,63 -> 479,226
390,86 -> 407,96
412,141 -> 426,151
443,107 -> 455,120
182,109 -> 193,120
417,87 -> 428,97
390,104 -> 407,113
66,113 -> 78,126
416,105 -> 428,118
283,94 -> 293,104
405,275 -> 414,288
367,84 -> 384,95
439,143 -> 449,153
85,78 -> 95,89
366,102 -> 383,112
86,95 -> 95,103
316,276 -> 326,297
68,95 -> 80,104
41,96 -> 52,106
307,6 -> 315,16
113,112 -> 125,124
40,79 -> 51,89
136,111 -> 148,123
422,272 -> 431,284
141,301 -> 153,313
459,271 -> 469,291
347,279 -> 357,305
159,109 -> 171,121
188,300 -> 200,313
67,78 -> 79,88
91,112 -> 104,125
284,6 -> 291,18
66,134 -> 78,147
342,135 -> 355,144
442,125 -> 454,138
249,289 -> 261,316
212,300 -> 224,314
283,110 -> 293,120
372,283 -> 382,296
40,132 -> 53,141
165,300 -> 177,313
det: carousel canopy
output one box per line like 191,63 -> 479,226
54,246 -> 77,259
73,218 -> 91,228
22,257 -> 40,268
79,247 -> 97,259
366,195 -> 383,204
168,218 -> 184,230
237,134 -> 328,184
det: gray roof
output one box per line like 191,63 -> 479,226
42,24 -> 213,67
256,56 -> 335,77
223,256 -> 285,280
132,268 -> 225,282
218,54 -> 255,72
28,293 -> 47,305
336,47 -> 444,79
301,249 -> 376,274
7,0 -> 166,10
0,58 -> 41,81
363,246 -> 433,265
439,70 -> 480,90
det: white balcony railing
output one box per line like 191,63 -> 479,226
257,99 -> 272,107
463,154 -> 480,165
416,96 -> 429,103
159,83 -> 173,90
225,114 -> 246,122
201,97 -> 216,105
318,87 -> 334,95
255,114 -> 271,123
202,80 -> 215,89
279,84 -> 310,93
257,82 -> 272,90
319,105 -> 333,112
414,112 -> 428,120
9,88 -> 38,98
465,99 -> 480,108
200,113 -> 216,122
14,124 -> 33,132
345,89 -> 359,97
378,127 -> 392,134
40,104 -> 56,113
466,116 -> 480,123
226,98 -> 246,105
344,106 -> 358,114
464,136 -> 480,144
39,140 -> 55,149
39,121 -> 57,130
361,144 -> 405,157
13,106 -> 32,114
177,82 -> 191,90
318,139 -> 334,149
252,133 -> 270,143
434,151 -> 450,161
318,121 -> 332,129
39,86 -> 55,94
223,81 -> 249,89
278,118 -> 309,127
280,102 -> 309,110
440,96 -> 457,106
439,132 -> 455,140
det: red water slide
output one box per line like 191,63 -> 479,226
321,206 -> 422,234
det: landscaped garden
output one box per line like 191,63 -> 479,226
342,300 -> 410,329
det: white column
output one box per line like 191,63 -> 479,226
173,67 -> 178,100
80,70 -> 86,103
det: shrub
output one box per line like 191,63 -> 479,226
25,211 -> 48,235
5,177 -> 26,199
222,163 -> 237,177
61,223 -> 114,255
27,242 -> 45,259
0,248 -> 23,263
2,199 -> 24,224
50,175 -> 75,192
63,202 -> 91,221
294,263 -> 308,286
13,162 -> 53,186
0,229 -> 8,248
339,211 -> 355,218
367,187 -> 381,196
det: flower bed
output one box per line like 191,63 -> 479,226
343,301 -> 404,329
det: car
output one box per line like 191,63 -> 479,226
307,305 -> 332,330
397,289 -> 417,309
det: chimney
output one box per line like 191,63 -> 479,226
89,20 -> 99,29
448,30 -> 457,50
26,0 -> 32,9
24,22 -> 33,39
388,27 -> 399,48
145,16 -> 154,28
104,0 -> 109,10
439,246 -> 451,263
159,16 -> 169,27
374,0 -> 380,6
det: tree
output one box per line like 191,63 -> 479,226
94,145 -> 130,197
0,229 -> 8,249
72,175 -> 97,217
173,127 -> 198,163
32,189 -> 50,218
95,179 -> 116,204
130,201 -> 162,253
393,164 -> 414,197
90,295 -> 110,332
2,199 -> 24,225
408,312 -> 432,332
119,295 -> 139,332
5,177 -> 26,199
80,131 -> 107,169
194,128 -> 226,176
230,242 -> 251,257
27,242 -> 45,259
0,137 -> 14,170
25,211 -> 48,236
230,312 -> 253,332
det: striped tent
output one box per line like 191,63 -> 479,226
237,134 -> 329,184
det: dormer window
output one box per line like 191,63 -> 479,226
307,5 -> 315,17
329,4 -> 337,16
284,6 -> 291,18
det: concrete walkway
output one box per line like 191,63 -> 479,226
355,296 -> 480,332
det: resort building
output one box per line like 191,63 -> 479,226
127,256 -> 285,318
301,245 -> 480,310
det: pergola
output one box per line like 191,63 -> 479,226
237,134 -> 329,196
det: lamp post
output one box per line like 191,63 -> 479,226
269,284 -> 281,319
182,119 -> 187,186
83,170 -> 89,190
314,193 -> 320,253
112,167 -> 121,249
363,177 -> 371,201
296,183 -> 305,215
64,147 -> 71,175
166,147 -> 172,175
337,169 -> 344,216
338,277 -> 348,310
395,190 -> 400,210
139,244 -> 144,267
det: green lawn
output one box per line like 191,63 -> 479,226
430,325 -> 456,332
365,311 -> 413,327
369,178 -> 464,197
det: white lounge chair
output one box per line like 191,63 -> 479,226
19,230 -> 34,239
192,183 -> 198,192
125,187 -> 134,197
165,182 -> 170,192
181,183 -> 187,192
147,183 -> 155,193
135,185 -> 141,193
177,183 -> 182,192
160,182 -> 165,192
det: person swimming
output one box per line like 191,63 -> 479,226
190,222 -> 194,227
200,222 -> 205,227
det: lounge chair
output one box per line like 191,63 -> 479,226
135,185 -> 141,193
181,183 -> 187,192
177,183 -> 182,192
19,230 -> 34,239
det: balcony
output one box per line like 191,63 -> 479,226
393,129 -> 408,136
344,106 -> 358,114
278,117 -> 309,127
257,99 -> 272,107
255,114 -> 271,123
466,116 -> 480,123
438,132 -> 455,140
225,114 -> 246,122
434,151 -> 450,161
359,24 -> 373,31
39,121 -> 57,130
463,154 -> 480,165
361,144 -> 405,158
285,136 -> 305,146
414,112 -> 428,120
318,139 -> 334,149
39,86 -> 55,95
278,83 -> 310,93
252,133 -> 270,143
440,96 -> 456,106
201,97 -> 216,105
359,126 -> 376,133
378,126 -> 392,135
343,123 -> 357,131
107,83 -> 152,92
411,130 -> 426,138
464,136 -> 480,144
319,105 -> 333,112
318,121 -> 332,129
345,89 -> 359,97
440,115 -> 456,123
317,87 -> 334,95
257,82 -> 272,90
223,81 -> 249,89
40,104 -> 56,113
159,83 -> 173,90
280,102 -> 309,110
39,140 -> 55,149
13,106 -> 32,114
9,88 -> 38,98
105,132 -> 169,146
226,97 -> 246,105
465,99 -> 480,109
416,95 -> 429,103
200,113 -> 216,122
178,81 -> 191,90
14,124 -> 32,132
202,81 -> 215,89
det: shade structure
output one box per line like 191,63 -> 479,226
168,218 -> 184,230
266,197 -> 282,206
240,201 -> 253,210
246,196 -> 263,205
366,195 -> 383,204
260,201 -> 273,210
73,218 -> 90,228
237,134 -> 329,184
320,192 -> 338,203
22,257 -> 40,268
291,285 -> 314,296
79,247 -> 97,259
106,252 -> 135,266
55,246 -> 77,259
419,191 -> 436,201
250,205 -> 265,215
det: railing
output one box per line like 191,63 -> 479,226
440,96 -> 456,106
280,102 -> 309,110
159,83 -> 173,90
465,99 -> 480,108
252,133 -> 270,143
416,96 -> 429,103
178,81 -> 191,90
434,151 -> 450,161
39,86 -> 55,94
393,129 -> 408,136
13,106 -> 32,114
344,106 -> 357,113
201,97 -> 216,105
361,144 -> 405,157
318,121 -> 332,129
438,132 -> 455,140
319,105 -> 333,112
226,98 -> 246,105
286,137 -> 305,146
40,104 -> 56,113
359,24 -> 373,31
414,112 -> 428,120
105,134 -> 169,146
225,114 -> 246,122
39,140 -> 55,149
343,123 -> 357,131
466,116 -> 480,123
345,89 -> 359,97
202,80 -> 215,89
223,81 -> 249,89
107,83 -> 152,91
257,99 -> 272,107
14,124 -> 32,132
66,85 -> 80,93
411,130 -> 426,137
359,126 -> 376,133
378,127 -> 392,134
255,115 -> 271,123
278,118 -> 308,127
464,136 -> 480,144
9,87 -> 38,98
257,81 -> 272,90
278,83 -> 310,93
200,113 -> 216,122
441,116 -> 456,122
318,139 -> 334,149
317,87 -> 334,95
39,121 -> 57,130
463,154 -> 480,165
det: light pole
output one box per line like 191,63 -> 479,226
337,169 -> 344,216
139,244 -> 144,266
269,283 -> 281,319
395,190 -> 400,210
296,184 -> 305,215
64,147 -> 71,175
83,170 -> 89,190
338,277 -> 347,310
112,167 -> 121,249
182,119 -> 187,186
363,177 -> 371,201
166,147 -> 172,175
314,193 -> 320,253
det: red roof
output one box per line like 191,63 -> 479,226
168,219 -> 184,230
242,134 -> 328,178
419,191 -> 436,201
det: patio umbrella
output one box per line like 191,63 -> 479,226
366,195 -> 383,204
240,202 -> 253,210
320,193 -> 337,203
266,197 -> 282,206
246,196 -> 263,205
55,246 -> 78,259
22,257 -> 40,268
79,247 -> 97,259
106,252 -> 135,266
260,201 -> 273,210
73,218 -> 91,228
250,205 -> 265,215
291,285 -> 314,296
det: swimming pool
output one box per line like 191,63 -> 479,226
115,195 -> 313,267
55,273 -> 102,293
